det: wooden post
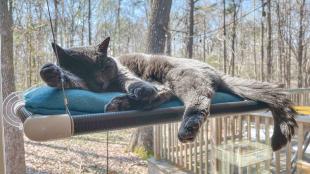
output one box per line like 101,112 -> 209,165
199,125 -> 203,174
286,142 -> 292,173
275,151 -> 280,174
297,123 -> 304,174
194,133 -> 198,173
247,115 -> 251,141
205,120 -> 209,173
211,118 -> 219,174
153,125 -> 160,160
168,124 -> 171,161
265,118 -> 271,170
255,116 -> 261,171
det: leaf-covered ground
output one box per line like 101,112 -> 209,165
25,129 -> 147,174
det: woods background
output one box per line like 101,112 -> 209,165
9,0 -> 310,90
10,0 -> 310,90
1,0 -> 310,173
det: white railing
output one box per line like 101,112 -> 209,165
153,88 -> 310,174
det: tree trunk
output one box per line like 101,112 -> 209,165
287,2 -> 292,88
253,0 -> 258,79
297,0 -> 305,88
88,0 -> 91,45
60,0 -> 64,46
81,15 -> 85,46
165,24 -> 172,56
130,0 -> 172,153
304,48 -> 308,87
186,0 -> 194,58
128,126 -> 154,153
53,0 -> 58,43
230,0 -> 237,77
0,0 -> 26,173
116,0 -> 121,53
203,18 -> 206,62
260,0 -> 265,81
0,2 -> 6,172
223,0 -> 227,73
27,35 -> 32,87
276,1 -> 283,83
266,0 -> 272,82
146,0 -> 172,54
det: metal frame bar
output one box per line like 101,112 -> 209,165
16,101 -> 267,141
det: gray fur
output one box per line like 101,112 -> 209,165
41,39 -> 297,151
40,63 -> 87,89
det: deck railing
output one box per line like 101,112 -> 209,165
153,88 -> 310,174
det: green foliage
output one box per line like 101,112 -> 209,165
206,55 -> 221,68
133,146 -> 154,160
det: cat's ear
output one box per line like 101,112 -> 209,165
51,43 -> 75,68
97,37 -> 110,54
51,43 -> 68,58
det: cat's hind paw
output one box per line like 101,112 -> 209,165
104,95 -> 132,112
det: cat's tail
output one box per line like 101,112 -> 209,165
219,74 -> 297,151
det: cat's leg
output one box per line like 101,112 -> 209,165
40,63 -> 87,89
105,83 -> 174,112
117,65 -> 159,102
105,64 -> 165,112
140,83 -> 175,110
167,68 -> 217,143
177,93 -> 212,142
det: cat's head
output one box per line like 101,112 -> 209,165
52,37 -> 118,91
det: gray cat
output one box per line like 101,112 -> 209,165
40,37 -> 297,151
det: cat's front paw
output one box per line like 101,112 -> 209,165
40,63 -> 62,87
104,95 -> 132,112
128,82 -> 158,102
178,109 -> 207,143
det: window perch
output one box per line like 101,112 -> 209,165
10,86 -> 267,142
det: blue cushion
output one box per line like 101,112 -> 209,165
24,86 -> 243,115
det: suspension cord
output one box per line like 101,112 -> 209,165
106,131 -> 109,173
46,0 -> 71,116
46,1 -> 107,172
